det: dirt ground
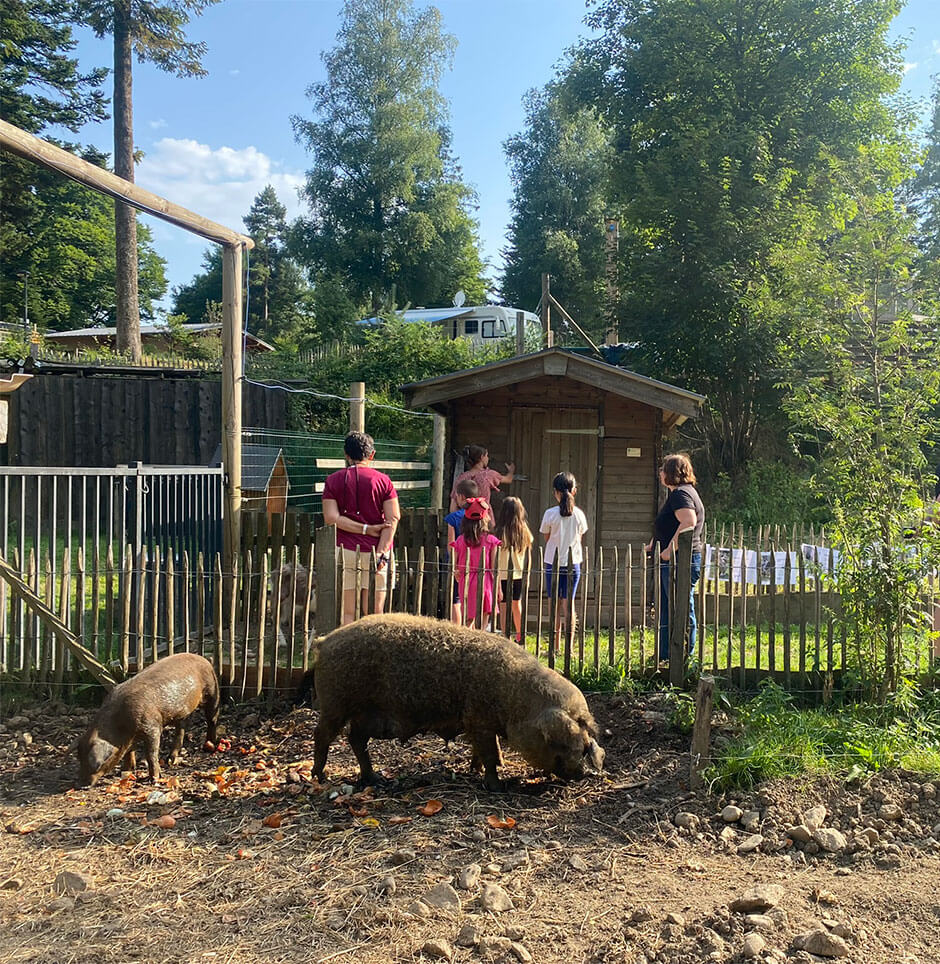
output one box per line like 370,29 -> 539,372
1,689 -> 939,964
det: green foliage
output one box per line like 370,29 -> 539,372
568,0 -> 907,482
783,144 -> 940,698
291,0 -> 486,311
502,85 -> 615,338
707,458 -> 828,528
708,680 -> 940,790
161,313 -> 220,360
0,146 -> 167,329
78,0 -> 219,78
0,0 -> 108,134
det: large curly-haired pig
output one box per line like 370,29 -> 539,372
311,613 -> 605,791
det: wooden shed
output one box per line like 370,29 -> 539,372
402,348 -> 705,547
212,443 -> 289,526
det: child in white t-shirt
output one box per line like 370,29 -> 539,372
540,471 -> 588,653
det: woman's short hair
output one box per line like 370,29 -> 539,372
344,431 -> 375,461
661,454 -> 696,487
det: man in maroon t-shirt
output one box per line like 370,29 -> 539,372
322,431 -> 401,624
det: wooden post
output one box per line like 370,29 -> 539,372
315,525 -> 339,635
349,382 -> 365,434
540,273 -> 554,348
221,242 -> 244,580
515,309 -> 525,356
431,413 -> 446,510
669,530 -> 693,687
689,674 -> 714,790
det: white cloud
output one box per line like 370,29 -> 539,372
903,61 -> 918,74
149,118 -> 168,130
229,69 -> 241,77
136,138 -> 306,234
933,40 -> 940,56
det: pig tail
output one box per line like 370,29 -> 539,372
553,471 -> 576,517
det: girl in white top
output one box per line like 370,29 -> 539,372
540,471 -> 588,653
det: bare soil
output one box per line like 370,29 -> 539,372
1,691 -> 938,964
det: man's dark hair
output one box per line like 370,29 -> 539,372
344,431 -> 375,461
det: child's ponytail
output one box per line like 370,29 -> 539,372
553,472 -> 576,517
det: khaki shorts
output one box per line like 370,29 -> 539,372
341,546 -> 391,593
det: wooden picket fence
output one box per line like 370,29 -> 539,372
2,514 -> 937,701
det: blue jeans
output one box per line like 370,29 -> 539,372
658,552 -> 702,661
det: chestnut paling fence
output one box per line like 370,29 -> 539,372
1,509 -> 937,700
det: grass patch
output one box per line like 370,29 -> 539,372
706,679 -> 940,790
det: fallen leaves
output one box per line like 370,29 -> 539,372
387,815 -> 413,825
486,815 -> 517,830
149,815 -> 176,830
416,800 -> 443,816
262,812 -> 283,829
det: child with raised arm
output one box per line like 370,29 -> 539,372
450,497 -> 501,630
495,497 -> 533,644
444,477 -> 479,623
540,472 -> 588,653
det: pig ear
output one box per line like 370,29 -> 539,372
535,708 -> 576,742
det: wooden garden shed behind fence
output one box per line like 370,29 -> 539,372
402,348 -> 705,548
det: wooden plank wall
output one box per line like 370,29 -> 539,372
6,371 -> 288,467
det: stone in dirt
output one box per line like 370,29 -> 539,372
456,922 -> 481,947
674,811 -> 698,829
422,938 -> 454,961
568,854 -> 589,871
736,834 -> 763,854
481,882 -> 515,913
803,805 -> 827,831
480,935 -> 512,958
787,824 -> 812,843
1,877 -> 23,890
406,899 -> 432,918
502,851 -> 528,871
457,863 -> 482,890
745,913 -> 776,932
742,932 -> 766,958
741,810 -> 761,832
391,848 -> 416,866
424,882 -> 461,911
510,942 -> 533,962
378,875 -> 396,895
879,802 -> 904,821
53,871 -> 89,896
793,928 -> 850,958
730,884 -> 785,913
721,805 -> 743,823
813,828 -> 848,853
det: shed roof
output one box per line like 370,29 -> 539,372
46,323 -> 275,353
401,347 -> 705,426
210,443 -> 287,491
358,307 -> 474,326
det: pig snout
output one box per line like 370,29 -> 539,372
585,738 -> 605,772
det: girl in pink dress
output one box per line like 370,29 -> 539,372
450,497 -> 501,629
449,444 -> 515,525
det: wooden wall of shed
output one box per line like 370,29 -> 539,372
448,375 -> 660,549
5,371 -> 288,467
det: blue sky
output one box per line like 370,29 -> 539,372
69,0 -> 940,309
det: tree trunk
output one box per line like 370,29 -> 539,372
113,0 -> 141,363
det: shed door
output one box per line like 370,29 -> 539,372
508,406 -> 599,545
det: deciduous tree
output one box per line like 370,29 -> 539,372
291,0 -> 485,312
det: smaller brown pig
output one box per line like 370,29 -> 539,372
77,652 -> 219,786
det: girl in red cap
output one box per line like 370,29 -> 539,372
450,497 -> 501,629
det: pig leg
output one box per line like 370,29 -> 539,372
312,713 -> 344,782
204,689 -> 220,745
168,725 -> 185,765
470,731 -> 504,792
141,723 -> 162,782
348,719 -> 377,787
119,749 -> 137,773
469,736 -> 504,772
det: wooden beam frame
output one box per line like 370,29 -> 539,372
0,119 -> 254,576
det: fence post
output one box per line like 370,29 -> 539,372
431,414 -> 446,510
315,525 -> 339,635
689,674 -> 714,790
669,530 -> 693,687
349,382 -> 365,434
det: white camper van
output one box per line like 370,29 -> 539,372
359,305 -> 540,350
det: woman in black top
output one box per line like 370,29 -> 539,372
647,454 -> 705,662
